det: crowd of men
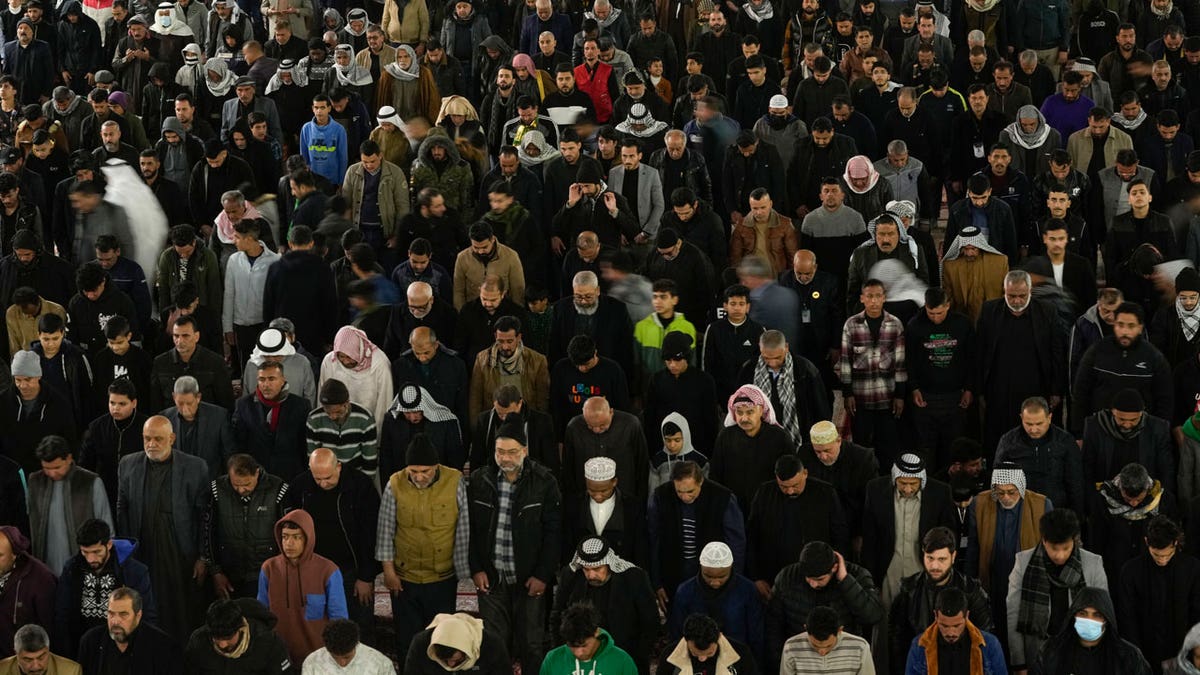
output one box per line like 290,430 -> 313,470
6,0 -> 1200,672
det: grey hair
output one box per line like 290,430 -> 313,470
887,139 -> 908,155
407,280 -> 433,300
1021,396 -> 1050,415
109,587 -> 143,613
736,255 -> 773,280
538,30 -> 554,40
967,29 -> 985,44
409,326 -> 438,343
1116,463 -> 1152,495
13,624 -> 48,654
897,86 -> 917,101
1004,270 -> 1032,288
593,0 -> 610,8
101,120 -> 120,130
759,329 -> 787,350
220,190 -> 245,205
665,129 -> 686,142
173,375 -> 201,396
1019,49 -> 1038,65
573,271 -> 599,288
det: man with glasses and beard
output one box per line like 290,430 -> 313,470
551,537 -> 657,674
547,271 -> 633,367
183,598 -> 292,673
77,587 -> 178,672
54,519 -> 155,660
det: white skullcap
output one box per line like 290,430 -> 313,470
584,456 -> 617,481
769,94 -> 789,109
809,421 -> 839,445
699,541 -> 734,568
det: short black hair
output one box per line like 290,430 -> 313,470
322,619 -> 360,656
494,315 -> 522,334
682,614 -> 720,649
37,312 -> 65,334
924,286 -> 947,307
104,315 -> 131,340
76,518 -> 112,547
1040,508 -> 1080,544
289,224 -> 314,247
359,139 -> 381,156
1115,301 -> 1144,324
205,600 -> 246,639
348,243 -> 376,269
935,587 -> 969,617
559,602 -> 601,646
1146,514 -> 1183,549
723,284 -> 750,303
651,278 -> 678,296
567,334 -> 596,364
108,377 -> 137,401
75,261 -> 107,293
774,453 -> 804,480
35,435 -> 72,463
806,606 -> 840,640
921,526 -> 957,554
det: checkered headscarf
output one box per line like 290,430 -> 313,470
992,462 -> 1027,498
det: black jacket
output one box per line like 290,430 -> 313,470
746,477 -> 848,584
149,346 -> 235,412
469,406 -> 558,476
647,147 -> 713,204
658,200 -> 727,270
889,569 -> 994,674
231,392 -> 310,480
391,347 -> 470,433
946,196 -> 1020,265
1031,587 -> 1151,675
31,340 -> 94,425
202,472 -> 289,586
1081,411 -> 1177,494
861,476 -> 958,585
779,268 -> 843,361
701,316 -> 766,404
67,284 -> 139,355
561,487 -> 649,567
467,460 -> 562,585
1150,302 -> 1200,368
765,559 -> 884,670
287,466 -> 381,583
0,386 -> 79,476
552,565 -> 659,673
262,249 -> 338,353
382,300 -> 459,360
788,132 -> 858,214
453,298 -> 530,367
995,425 -> 1086,514
641,241 -> 716,331
56,538 -> 155,659
78,410 -> 150,511
551,190 -> 640,249
1071,335 -> 1174,434
1023,253 -> 1097,320
722,141 -> 786,215
0,250 -> 75,309
547,295 -> 634,368
78,619 -> 180,675
976,298 -> 1067,398
187,155 -> 255,226
183,598 -> 291,674
1105,210 -> 1179,290
1117,549 -> 1200,668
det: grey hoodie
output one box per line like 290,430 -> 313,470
1173,623 -> 1200,675
159,116 -> 193,189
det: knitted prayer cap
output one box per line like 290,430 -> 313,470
699,542 -> 734,568
809,421 -> 839,445
583,456 -> 617,482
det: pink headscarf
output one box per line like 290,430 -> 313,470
512,53 -> 535,75
330,326 -> 376,372
842,155 -> 880,194
214,200 -> 264,244
722,384 -> 779,426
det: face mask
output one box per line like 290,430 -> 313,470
1074,617 -> 1105,641
158,14 -> 171,26
768,114 -> 790,129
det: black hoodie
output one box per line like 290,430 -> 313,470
1032,586 -> 1151,675
183,596 -> 292,674
67,282 -> 140,354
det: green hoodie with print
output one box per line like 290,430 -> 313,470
538,628 -> 639,675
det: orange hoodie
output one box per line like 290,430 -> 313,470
256,510 -> 348,665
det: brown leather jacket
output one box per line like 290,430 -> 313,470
729,211 -> 799,276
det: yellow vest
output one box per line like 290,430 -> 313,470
388,467 -> 461,583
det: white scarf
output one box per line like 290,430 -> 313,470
741,0 -> 773,21
204,60 -> 237,96
1178,295 -> 1200,341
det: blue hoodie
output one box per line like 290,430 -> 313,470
299,116 -> 348,185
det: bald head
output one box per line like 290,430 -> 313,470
309,447 -> 343,490
410,326 -> 436,346
143,416 -> 174,461
793,249 -> 817,282
582,396 -> 613,433
407,281 -> 433,303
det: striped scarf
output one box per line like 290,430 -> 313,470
753,353 -> 802,445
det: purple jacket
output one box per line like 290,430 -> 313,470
0,526 -> 57,658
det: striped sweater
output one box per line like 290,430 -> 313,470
304,402 -> 379,477
780,631 -> 874,675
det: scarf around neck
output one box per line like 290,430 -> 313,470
214,620 -> 251,659
485,340 -> 524,376
741,0 -> 773,21
1097,408 -> 1146,440
1100,479 -> 1164,520
1177,296 -> 1200,341
1017,543 -> 1085,637
753,352 -> 802,445
214,201 -> 263,244
1005,105 -> 1051,150
256,388 -> 284,431
205,60 -> 237,96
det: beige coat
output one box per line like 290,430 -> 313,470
355,44 -> 397,70
1066,125 -> 1133,173
260,0 -> 314,39
452,242 -> 526,309
380,0 -> 430,44
342,160 -> 410,238
468,346 -> 549,420
942,252 -> 1008,324
0,654 -> 81,675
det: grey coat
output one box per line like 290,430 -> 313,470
219,95 -> 283,144
1006,545 -> 1108,669
608,163 -> 665,237
241,353 -> 317,407
161,401 -> 237,479
1097,164 -> 1157,226
115,450 -> 209,561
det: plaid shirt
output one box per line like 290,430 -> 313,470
839,310 -> 907,409
374,470 -> 471,581
493,467 -> 521,584
305,403 -> 379,477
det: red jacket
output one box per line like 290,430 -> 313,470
575,61 -> 614,123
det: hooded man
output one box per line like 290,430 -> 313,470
57,1 -> 104,97
940,225 -> 1009,323
1001,105 -> 1062,178
0,525 -> 56,658
841,154 -> 895,218
1032,587 -> 1151,675
551,538 -> 657,674
846,214 -> 928,311
403,612 -> 511,674
257,509 -> 349,666
183,597 -> 293,674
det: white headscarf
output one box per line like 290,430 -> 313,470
152,3 -> 195,35
385,44 -> 420,81
332,44 -> 372,86
265,59 -> 309,95
204,59 -> 237,96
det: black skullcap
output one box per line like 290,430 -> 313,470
1110,388 -> 1145,413
405,433 -> 441,466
